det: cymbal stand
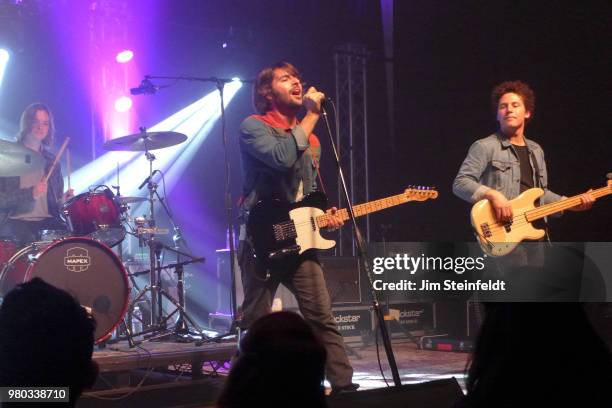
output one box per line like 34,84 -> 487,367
126,255 -> 207,344
125,143 -> 207,343
149,186 -> 206,343
144,148 -> 162,328
121,141 -> 163,335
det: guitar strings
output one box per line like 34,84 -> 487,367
274,190 -> 439,233
481,187 -> 608,235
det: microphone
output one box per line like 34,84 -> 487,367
138,170 -> 159,190
303,93 -> 331,109
130,78 -> 158,95
320,96 -> 330,109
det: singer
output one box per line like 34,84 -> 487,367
0,103 -> 74,245
236,61 -> 357,394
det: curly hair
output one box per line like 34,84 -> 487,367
253,61 -> 302,114
491,80 -> 536,118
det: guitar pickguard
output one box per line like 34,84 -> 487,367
289,206 -> 336,254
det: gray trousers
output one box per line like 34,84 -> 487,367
238,239 -> 354,387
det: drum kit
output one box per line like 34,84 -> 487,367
0,130 -> 206,345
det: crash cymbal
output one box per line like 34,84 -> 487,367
116,196 -> 147,204
0,139 -> 45,176
103,131 -> 187,151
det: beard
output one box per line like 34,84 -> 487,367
271,89 -> 302,111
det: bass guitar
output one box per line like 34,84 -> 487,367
471,179 -> 611,257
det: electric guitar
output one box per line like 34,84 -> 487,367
471,179 -> 611,257
248,187 -> 438,277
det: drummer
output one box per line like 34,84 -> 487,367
0,103 -> 73,245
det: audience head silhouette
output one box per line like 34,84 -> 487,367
217,311 -> 327,408
0,278 -> 98,407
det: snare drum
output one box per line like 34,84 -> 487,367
62,187 -> 126,247
0,237 -> 129,343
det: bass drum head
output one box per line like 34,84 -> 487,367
26,238 -> 129,343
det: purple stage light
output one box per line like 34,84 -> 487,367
114,96 -> 133,112
116,49 -> 134,63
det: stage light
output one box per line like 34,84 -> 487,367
69,81 -> 243,195
116,50 -> 134,63
114,96 -> 133,112
0,48 -> 10,87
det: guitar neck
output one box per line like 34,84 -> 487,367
316,193 -> 411,228
525,186 -> 610,222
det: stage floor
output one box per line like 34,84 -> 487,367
346,339 -> 468,391
79,337 -> 468,407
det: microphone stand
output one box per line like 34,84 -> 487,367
320,103 -> 402,386
136,74 -> 254,339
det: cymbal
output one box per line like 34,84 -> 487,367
117,196 -> 147,204
103,131 -> 187,151
0,139 -> 45,176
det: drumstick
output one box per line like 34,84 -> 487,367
67,148 -> 71,191
43,137 -> 70,183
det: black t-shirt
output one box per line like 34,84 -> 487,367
514,145 -> 534,192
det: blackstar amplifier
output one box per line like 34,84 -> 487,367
386,301 -> 435,333
332,306 -> 374,344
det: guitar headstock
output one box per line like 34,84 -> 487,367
403,186 -> 438,201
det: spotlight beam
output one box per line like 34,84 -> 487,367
0,49 -> 10,88
69,81 -> 242,197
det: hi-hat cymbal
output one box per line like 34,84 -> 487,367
0,139 -> 45,176
103,131 -> 187,151
117,196 -> 147,204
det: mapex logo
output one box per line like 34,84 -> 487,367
64,247 -> 91,272
334,314 -> 361,324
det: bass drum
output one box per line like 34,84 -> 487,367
0,240 -> 30,296
1,238 -> 129,343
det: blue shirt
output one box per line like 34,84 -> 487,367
453,133 -> 563,205
238,112 -> 319,221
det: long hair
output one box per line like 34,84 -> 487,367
253,61 -> 302,114
17,102 -> 55,147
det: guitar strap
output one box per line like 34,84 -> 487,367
529,149 -> 552,243
312,156 -> 327,195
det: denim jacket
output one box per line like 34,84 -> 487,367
453,133 -> 563,205
238,112 -> 319,222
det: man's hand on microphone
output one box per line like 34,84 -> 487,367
303,86 -> 325,114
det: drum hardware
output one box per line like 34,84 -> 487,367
116,196 -> 148,204
97,127 -> 207,344
125,254 -> 206,345
136,227 -> 169,235
102,128 -> 206,344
